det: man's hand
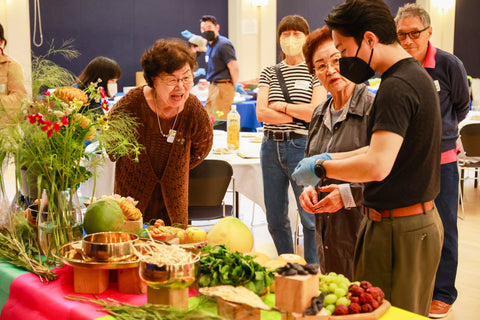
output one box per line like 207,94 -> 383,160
292,153 -> 332,187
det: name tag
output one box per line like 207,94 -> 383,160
434,80 -> 440,92
205,55 -> 209,63
294,80 -> 309,90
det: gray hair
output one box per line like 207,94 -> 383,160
394,3 -> 431,28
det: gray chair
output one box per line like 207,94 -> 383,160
459,123 -> 480,197
188,159 -> 235,224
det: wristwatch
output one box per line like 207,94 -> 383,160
314,159 -> 327,179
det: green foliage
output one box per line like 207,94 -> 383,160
197,245 -> 275,295
0,212 -> 57,282
30,39 -> 80,97
65,296 -> 224,320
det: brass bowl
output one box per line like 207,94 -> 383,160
139,257 -> 199,290
82,232 -> 138,262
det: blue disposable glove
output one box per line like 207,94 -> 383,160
292,153 -> 332,187
235,83 -> 246,94
181,30 -> 195,39
194,68 -> 206,77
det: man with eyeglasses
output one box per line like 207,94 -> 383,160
395,4 -> 470,319
200,15 -> 239,120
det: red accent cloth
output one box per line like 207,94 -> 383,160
1,265 -> 198,320
423,41 -> 437,69
441,148 -> 459,165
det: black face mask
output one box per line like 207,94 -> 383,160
202,31 -> 216,42
196,51 -> 202,58
339,42 -> 375,84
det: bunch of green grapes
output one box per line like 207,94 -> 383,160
319,272 -> 358,315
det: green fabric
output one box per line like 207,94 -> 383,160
0,262 -> 29,310
93,293 -> 282,320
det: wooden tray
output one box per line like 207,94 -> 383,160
285,300 -> 391,320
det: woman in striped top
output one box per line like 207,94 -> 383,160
256,15 -> 326,264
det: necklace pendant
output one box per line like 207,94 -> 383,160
166,129 -> 176,143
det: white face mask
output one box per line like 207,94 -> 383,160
107,83 -> 118,98
280,36 -> 306,57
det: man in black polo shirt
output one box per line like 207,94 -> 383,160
200,15 -> 239,120
292,0 -> 443,316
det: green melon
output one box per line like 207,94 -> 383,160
83,198 -> 125,234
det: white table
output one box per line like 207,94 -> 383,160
208,131 -> 299,232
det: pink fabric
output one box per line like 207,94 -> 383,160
440,147 -> 459,165
1,265 -> 198,320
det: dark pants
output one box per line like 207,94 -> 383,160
354,208 -> 443,316
433,161 -> 459,304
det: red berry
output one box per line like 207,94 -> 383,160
349,303 -> 362,314
361,303 -> 373,313
334,304 -> 349,315
360,280 -> 372,290
350,296 -> 360,305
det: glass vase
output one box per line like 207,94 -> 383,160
37,188 -> 83,264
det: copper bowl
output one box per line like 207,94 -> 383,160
82,232 -> 138,262
138,256 -> 199,290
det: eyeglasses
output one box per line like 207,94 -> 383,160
159,74 -> 194,87
315,57 -> 340,73
397,26 -> 429,41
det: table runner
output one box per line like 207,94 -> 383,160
0,263 -> 428,320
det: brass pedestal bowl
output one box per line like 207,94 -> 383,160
82,232 -> 138,262
139,257 -> 199,290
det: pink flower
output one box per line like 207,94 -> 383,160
99,87 -> 107,99
210,116 -> 215,124
27,113 -> 44,124
60,116 -> 69,126
44,91 -> 51,96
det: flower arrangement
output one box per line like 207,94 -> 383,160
0,47 -> 142,262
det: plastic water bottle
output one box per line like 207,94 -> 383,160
227,105 -> 240,150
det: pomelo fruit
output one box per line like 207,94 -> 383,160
207,216 -> 253,253
244,251 -> 271,266
276,254 -> 307,265
84,198 -> 125,234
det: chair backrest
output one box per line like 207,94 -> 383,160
460,123 -> 480,157
188,159 -> 233,206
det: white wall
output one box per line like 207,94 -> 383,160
416,0 -> 456,54
228,0 -> 277,82
0,0 -> 31,96
0,0 -> 457,86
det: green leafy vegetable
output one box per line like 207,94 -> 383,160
197,245 -> 275,295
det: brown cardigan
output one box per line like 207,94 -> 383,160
110,86 -> 213,227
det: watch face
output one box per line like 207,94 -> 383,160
314,160 -> 326,179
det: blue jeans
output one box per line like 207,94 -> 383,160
433,161 -> 458,304
260,136 -> 318,264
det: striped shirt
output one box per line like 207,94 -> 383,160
259,61 -> 320,134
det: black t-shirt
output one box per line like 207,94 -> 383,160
363,58 -> 441,210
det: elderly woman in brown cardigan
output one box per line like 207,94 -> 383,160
109,38 -> 213,227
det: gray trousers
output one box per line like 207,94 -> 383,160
354,207 -> 444,316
